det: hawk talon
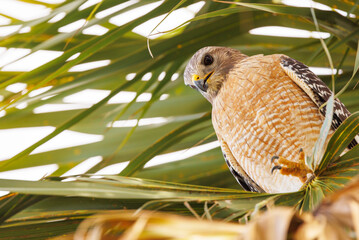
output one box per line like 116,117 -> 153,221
271,156 -> 279,163
271,165 -> 282,174
269,151 -> 312,183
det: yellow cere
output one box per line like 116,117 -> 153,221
192,74 -> 200,82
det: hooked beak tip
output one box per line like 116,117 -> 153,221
194,78 -> 208,92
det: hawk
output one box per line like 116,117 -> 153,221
184,46 -> 358,193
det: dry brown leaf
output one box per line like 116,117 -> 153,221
246,207 -> 295,240
315,176 -> 359,238
71,210 -> 247,240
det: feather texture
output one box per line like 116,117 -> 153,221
280,56 -> 358,148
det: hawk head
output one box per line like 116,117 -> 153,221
184,46 -> 247,103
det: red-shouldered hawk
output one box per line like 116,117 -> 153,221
184,46 -> 358,193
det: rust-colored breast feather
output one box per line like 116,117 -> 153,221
212,54 -> 325,193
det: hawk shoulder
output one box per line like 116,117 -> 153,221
279,55 -> 357,148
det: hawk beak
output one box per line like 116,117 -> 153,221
192,71 -> 213,92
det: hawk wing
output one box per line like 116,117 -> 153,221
219,139 -> 264,192
280,55 -> 358,149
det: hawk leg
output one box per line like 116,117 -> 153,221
271,148 -> 312,183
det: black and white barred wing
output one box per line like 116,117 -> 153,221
280,55 -> 358,148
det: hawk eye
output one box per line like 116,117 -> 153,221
203,54 -> 214,66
